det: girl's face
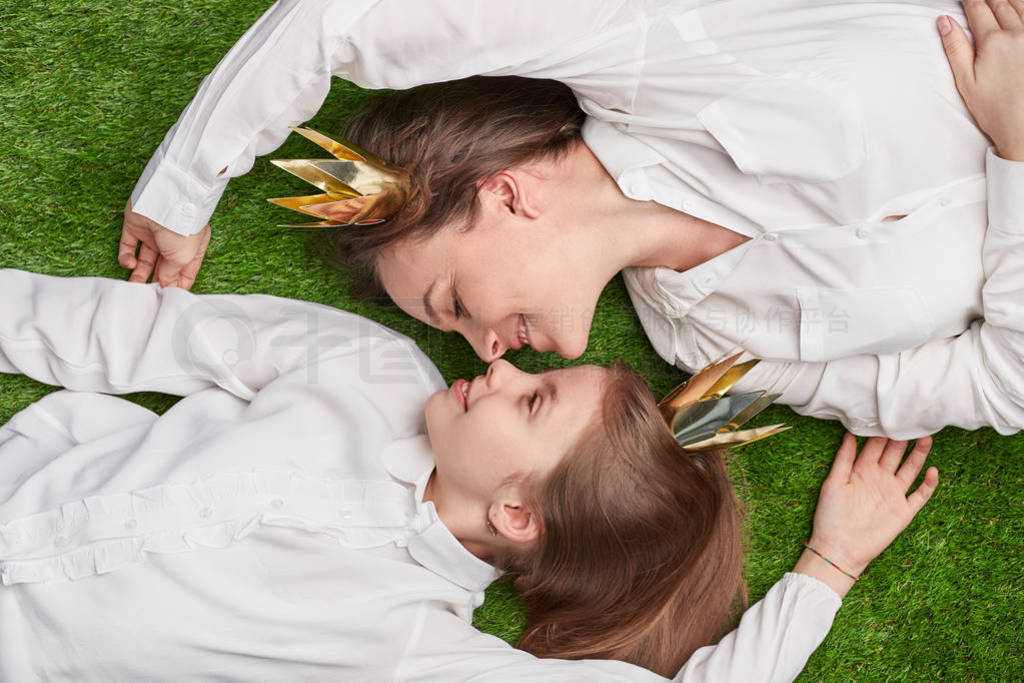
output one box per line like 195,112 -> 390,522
424,360 -> 607,502
375,185 -> 606,362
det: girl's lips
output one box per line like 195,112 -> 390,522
451,378 -> 469,411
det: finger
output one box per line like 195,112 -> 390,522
154,253 -> 189,288
938,16 -> 977,93
129,243 -> 159,283
879,439 -> 909,473
177,230 -> 210,290
1011,0 -> 1024,21
118,230 -> 140,269
856,436 -> 888,466
965,0 -> 1001,36
827,432 -> 858,481
907,466 -> 939,514
896,436 -> 933,488
990,0 -> 1023,28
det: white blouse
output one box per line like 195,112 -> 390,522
0,270 -> 842,681
128,0 -> 1016,437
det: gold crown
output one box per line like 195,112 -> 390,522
267,127 -> 411,228
658,351 -> 789,451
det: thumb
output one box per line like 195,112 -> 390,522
153,245 -> 193,287
937,15 -> 975,94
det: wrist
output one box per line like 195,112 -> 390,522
806,535 -> 870,575
793,548 -> 860,600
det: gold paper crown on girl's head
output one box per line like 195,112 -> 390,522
658,351 -> 789,451
267,127 -> 411,228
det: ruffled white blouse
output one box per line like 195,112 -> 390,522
0,270 -> 841,681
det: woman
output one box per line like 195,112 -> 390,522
120,0 -> 1023,437
0,268 -> 935,681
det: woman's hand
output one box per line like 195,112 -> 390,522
118,201 -> 211,289
939,0 -> 1024,161
793,434 -> 939,598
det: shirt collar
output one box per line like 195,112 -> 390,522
381,435 -> 502,593
582,117 -> 664,195
624,238 -> 753,320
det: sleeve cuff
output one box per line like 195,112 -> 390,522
130,149 -> 226,236
780,571 -> 844,611
985,147 -> 1024,234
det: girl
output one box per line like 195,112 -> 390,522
119,1 -> 1023,438
0,269 -> 935,681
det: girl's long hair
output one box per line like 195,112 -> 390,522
511,365 -> 746,677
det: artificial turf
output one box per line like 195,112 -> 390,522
1,1 -> 1022,679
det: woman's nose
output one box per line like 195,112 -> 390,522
474,328 -> 507,362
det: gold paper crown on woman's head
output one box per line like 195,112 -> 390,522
268,127 -> 411,228
658,351 -> 789,451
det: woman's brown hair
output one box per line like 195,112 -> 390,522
331,76 -> 586,299
510,365 -> 746,677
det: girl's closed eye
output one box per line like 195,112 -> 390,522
528,391 -> 541,414
452,294 -> 463,320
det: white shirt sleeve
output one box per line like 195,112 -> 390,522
0,270 -> 427,399
130,0 -> 636,235
402,573 -> 840,682
738,150 -> 1024,439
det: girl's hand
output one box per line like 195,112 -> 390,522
939,0 -> 1024,161
794,434 -> 939,598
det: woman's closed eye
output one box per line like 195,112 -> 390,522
451,289 -> 467,321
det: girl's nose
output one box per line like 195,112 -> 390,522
485,358 -> 515,388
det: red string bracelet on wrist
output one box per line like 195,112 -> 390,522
802,541 -> 859,581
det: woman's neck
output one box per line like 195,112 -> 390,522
564,144 -> 749,273
623,202 -> 750,271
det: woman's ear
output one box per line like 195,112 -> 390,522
477,170 -> 542,220
489,497 -> 541,545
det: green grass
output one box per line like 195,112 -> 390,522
2,1 -> 1023,679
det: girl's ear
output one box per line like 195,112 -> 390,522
489,498 -> 541,544
477,170 -> 542,220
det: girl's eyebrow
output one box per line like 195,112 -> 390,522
543,377 -> 558,409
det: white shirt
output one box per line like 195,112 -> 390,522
0,270 -> 842,681
129,0 -> 1009,437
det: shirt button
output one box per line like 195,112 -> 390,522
340,507 -> 353,520
681,200 -> 694,212
395,538 -> 409,548
54,535 -> 69,548
270,498 -> 285,510
181,202 -> 195,217
856,227 -> 870,239
198,507 -> 213,519
762,232 -> 778,242
124,518 -> 139,530
939,196 -> 952,207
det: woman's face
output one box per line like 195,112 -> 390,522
376,196 -> 603,362
424,360 -> 607,501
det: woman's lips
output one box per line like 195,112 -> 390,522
451,378 -> 470,411
515,314 -> 531,350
